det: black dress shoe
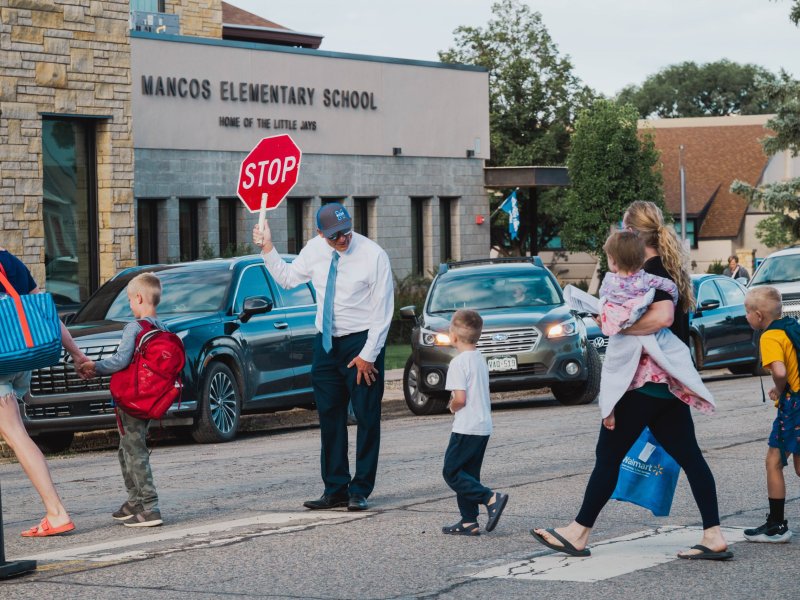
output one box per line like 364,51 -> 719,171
348,494 -> 368,511
303,494 -> 349,510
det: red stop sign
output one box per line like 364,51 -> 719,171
237,134 -> 302,212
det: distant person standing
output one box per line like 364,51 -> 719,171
253,203 -> 393,511
723,255 -> 750,282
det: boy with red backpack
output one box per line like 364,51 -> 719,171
80,272 -> 183,527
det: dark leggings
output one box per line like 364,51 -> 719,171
575,389 -> 720,529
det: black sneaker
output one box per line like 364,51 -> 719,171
744,514 -> 792,543
112,501 -> 139,521
123,509 -> 163,528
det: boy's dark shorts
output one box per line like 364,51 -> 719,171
768,392 -> 800,456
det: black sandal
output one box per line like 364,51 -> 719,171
442,521 -> 480,536
485,492 -> 509,532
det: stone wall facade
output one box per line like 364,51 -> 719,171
164,0 -> 221,39
0,0 -> 133,286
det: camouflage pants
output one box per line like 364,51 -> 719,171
117,409 -> 159,512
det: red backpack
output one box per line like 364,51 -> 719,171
109,320 -> 185,422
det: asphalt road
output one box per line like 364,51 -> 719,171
1,372 -> 798,599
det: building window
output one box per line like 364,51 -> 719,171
137,199 -> 160,265
286,197 -> 308,254
411,197 -> 429,276
439,197 -> 457,263
179,199 -> 199,261
353,197 -> 373,237
218,197 -> 238,256
673,219 -> 697,249
320,197 -> 344,206
42,117 -> 98,308
130,0 -> 164,12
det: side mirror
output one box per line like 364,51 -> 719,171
239,296 -> 273,323
399,305 -> 417,321
698,299 -> 721,312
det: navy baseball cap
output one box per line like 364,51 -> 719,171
316,203 -> 352,238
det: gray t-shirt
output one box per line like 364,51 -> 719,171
445,349 -> 492,436
94,317 -> 163,376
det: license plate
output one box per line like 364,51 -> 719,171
487,355 -> 517,372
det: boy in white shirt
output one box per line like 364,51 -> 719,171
442,309 -> 509,535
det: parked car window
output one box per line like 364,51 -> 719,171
716,278 -> 745,306
233,265 -> 273,313
750,254 -> 800,285
697,280 -> 722,305
77,267 -> 232,322
428,272 -> 561,313
277,283 -> 315,308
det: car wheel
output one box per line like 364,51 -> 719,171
690,335 -> 704,370
403,357 -> 448,415
33,431 -> 74,454
192,362 -> 241,443
551,345 -> 601,406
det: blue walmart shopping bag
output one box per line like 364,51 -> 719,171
611,427 -> 680,517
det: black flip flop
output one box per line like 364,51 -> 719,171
485,492 -> 509,532
678,544 -> 733,561
442,521 -> 480,536
530,527 -> 591,557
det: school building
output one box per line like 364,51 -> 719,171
0,0 -> 490,308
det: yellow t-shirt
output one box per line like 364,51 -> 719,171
760,329 -> 800,396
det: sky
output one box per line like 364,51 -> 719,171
226,0 -> 800,97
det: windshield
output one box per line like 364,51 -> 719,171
750,255 -> 800,285
74,267 -> 233,323
428,272 -> 562,313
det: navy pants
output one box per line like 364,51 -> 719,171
443,432 -> 493,522
576,389 -> 720,529
312,330 -> 384,498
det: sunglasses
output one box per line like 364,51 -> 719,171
327,229 -> 352,241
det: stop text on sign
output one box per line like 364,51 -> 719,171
241,155 -> 298,190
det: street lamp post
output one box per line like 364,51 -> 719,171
679,145 -> 687,245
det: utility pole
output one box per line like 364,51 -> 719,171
679,145 -> 687,244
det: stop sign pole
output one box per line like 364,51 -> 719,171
237,134 -> 302,233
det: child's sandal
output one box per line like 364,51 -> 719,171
442,521 -> 480,536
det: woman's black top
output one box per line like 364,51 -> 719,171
643,255 -> 690,347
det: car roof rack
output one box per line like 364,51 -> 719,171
438,256 -> 544,274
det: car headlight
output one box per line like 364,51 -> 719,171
420,328 -> 451,346
547,317 -> 578,339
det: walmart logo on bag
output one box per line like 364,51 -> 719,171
621,455 -> 665,478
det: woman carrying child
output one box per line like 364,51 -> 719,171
532,201 -> 732,560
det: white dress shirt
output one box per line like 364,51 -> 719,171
262,232 -> 394,363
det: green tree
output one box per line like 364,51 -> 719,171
439,0 -> 596,254
731,4 -> 800,245
560,100 -> 664,265
616,60 -> 781,119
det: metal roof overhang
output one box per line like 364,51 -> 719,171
484,166 -> 570,189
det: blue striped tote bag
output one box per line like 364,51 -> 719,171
0,264 -> 62,376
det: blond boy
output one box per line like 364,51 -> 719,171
80,273 -> 165,527
743,286 -> 800,542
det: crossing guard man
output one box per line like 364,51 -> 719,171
254,203 -> 394,511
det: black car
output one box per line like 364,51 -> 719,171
24,256 -> 317,451
587,273 -> 760,374
400,258 -> 601,415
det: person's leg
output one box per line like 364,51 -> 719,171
0,389 -> 71,530
345,333 -> 384,498
443,434 -> 492,523
311,333 -> 351,497
117,416 -> 138,506
765,446 -> 787,501
534,390 -> 651,551
647,398 -> 728,555
118,411 -> 159,512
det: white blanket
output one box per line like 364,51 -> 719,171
598,329 -> 715,418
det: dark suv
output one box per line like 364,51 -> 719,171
400,258 -> 601,414
24,256 -> 317,451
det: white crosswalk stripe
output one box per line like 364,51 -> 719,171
471,526 -> 746,582
18,511 -> 369,563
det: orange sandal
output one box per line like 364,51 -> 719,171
21,517 -> 75,537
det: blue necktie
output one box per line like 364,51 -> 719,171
321,251 -> 339,353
